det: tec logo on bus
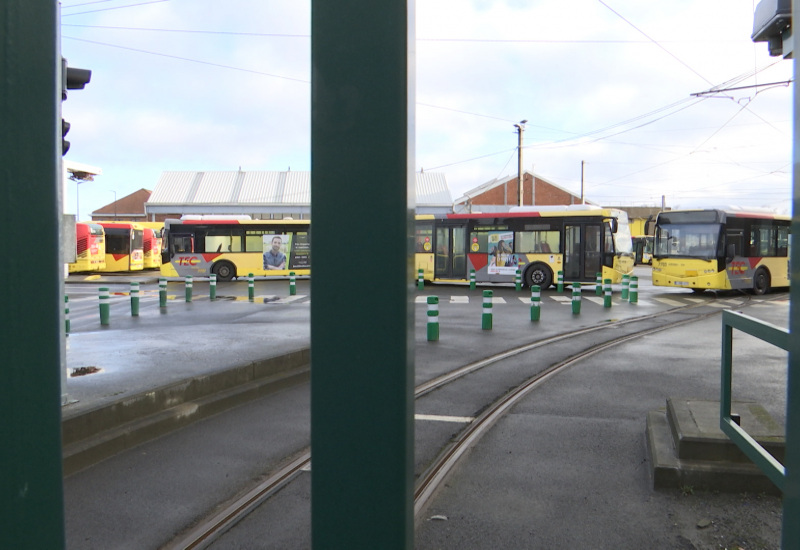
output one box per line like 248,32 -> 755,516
176,256 -> 201,266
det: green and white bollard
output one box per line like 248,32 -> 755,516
417,268 -> 424,291
621,274 -> 630,301
469,269 -> 476,290
209,274 -> 217,301
64,295 -> 70,334
185,275 -> 193,303
530,285 -> 541,322
603,278 -> 612,308
248,273 -> 254,302
290,272 -> 297,296
595,272 -> 603,296
572,282 -> 581,314
482,289 -> 493,330
515,268 -> 522,291
130,282 -> 140,316
99,287 -> 110,326
557,270 -> 564,292
159,277 -> 167,308
427,296 -> 439,342
629,275 -> 639,304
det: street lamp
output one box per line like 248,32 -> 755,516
109,190 -> 117,220
514,120 -> 527,206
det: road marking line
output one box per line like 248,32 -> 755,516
415,414 -> 474,423
450,296 -> 469,304
654,297 -> 684,307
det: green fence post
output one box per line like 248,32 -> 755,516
159,277 -> 167,308
482,289 -> 493,330
427,296 -> 439,342
248,273 -> 254,302
530,285 -> 541,321
64,295 -> 70,334
417,268 -> 424,291
99,287 -> 110,326
621,274 -> 630,301
209,274 -> 216,301
629,276 -> 638,304
515,268 -> 522,291
557,270 -> 564,292
290,271 -> 297,296
595,272 -> 603,296
185,275 -> 193,303
572,282 -> 581,314
470,268 -> 476,290
603,278 -> 612,308
130,282 -> 140,316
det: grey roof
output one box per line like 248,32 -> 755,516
147,170 -> 452,214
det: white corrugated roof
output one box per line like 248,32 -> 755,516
148,170 -> 450,207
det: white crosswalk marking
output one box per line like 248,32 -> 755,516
550,296 -> 572,304
654,297 -> 684,307
450,296 -> 469,304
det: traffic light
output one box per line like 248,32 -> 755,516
752,0 -> 792,57
60,58 -> 92,156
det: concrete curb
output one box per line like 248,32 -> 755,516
62,348 -> 310,476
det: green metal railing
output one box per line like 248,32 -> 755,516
720,311 -> 789,491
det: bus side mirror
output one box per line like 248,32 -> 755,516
609,219 -> 618,233
727,243 -> 736,259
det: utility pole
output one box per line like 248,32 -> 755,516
581,160 -> 585,204
514,120 -> 527,206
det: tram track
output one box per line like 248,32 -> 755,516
164,291 -> 776,549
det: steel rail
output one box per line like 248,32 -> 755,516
167,291 -> 771,548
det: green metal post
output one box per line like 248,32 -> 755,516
159,277 -> 167,308
557,270 -> 564,292
595,272 -> 603,296
290,271 -> 297,296
482,289 -> 493,330
185,275 -> 193,302
603,279 -> 612,308
1,3 -> 66,544
64,295 -> 70,334
782,30 -> 800,547
311,1 -> 415,547
515,268 -> 522,291
427,296 -> 439,342
469,268 -> 476,290
417,268 -> 424,291
130,282 -> 140,316
621,274 -> 630,301
629,276 -> 638,304
99,287 -> 110,326
248,273 -> 254,302
530,285 -> 541,321
571,282 -> 581,314
209,274 -> 216,301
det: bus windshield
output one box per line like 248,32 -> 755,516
654,223 -> 722,260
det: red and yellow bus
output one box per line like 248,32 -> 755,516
652,209 -> 790,294
416,206 -> 634,288
97,222 -> 144,272
141,227 -> 162,269
68,222 -> 106,273
160,217 -> 311,281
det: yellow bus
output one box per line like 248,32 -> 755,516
67,222 -> 106,273
160,217 -> 310,281
652,209 -> 790,294
415,206 -> 634,289
97,222 -> 144,272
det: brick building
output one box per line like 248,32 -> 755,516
453,171 -> 586,213
91,189 -> 154,221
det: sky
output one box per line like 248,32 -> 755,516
59,0 -> 793,220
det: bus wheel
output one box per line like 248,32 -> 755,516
752,268 -> 770,295
213,261 -> 236,282
525,263 -> 553,289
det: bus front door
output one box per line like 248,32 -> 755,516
434,225 -> 467,280
564,223 -> 602,281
